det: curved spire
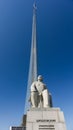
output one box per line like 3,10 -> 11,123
24,3 -> 37,114
33,2 -> 37,11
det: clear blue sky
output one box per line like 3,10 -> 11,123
0,0 -> 73,130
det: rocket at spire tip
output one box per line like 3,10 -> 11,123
33,2 -> 37,10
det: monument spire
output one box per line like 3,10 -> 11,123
24,3 -> 37,113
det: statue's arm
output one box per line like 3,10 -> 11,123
31,82 -> 37,92
44,84 -> 47,89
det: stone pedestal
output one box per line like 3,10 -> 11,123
26,108 -> 67,130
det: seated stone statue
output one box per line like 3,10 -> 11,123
30,75 -> 53,108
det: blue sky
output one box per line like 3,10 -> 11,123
0,0 -> 73,130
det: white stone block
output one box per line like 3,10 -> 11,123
55,123 -> 67,130
43,110 -> 58,122
33,123 -> 38,130
58,111 -> 65,123
26,123 -> 33,130
27,111 -> 42,122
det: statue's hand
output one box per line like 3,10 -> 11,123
39,93 -> 42,96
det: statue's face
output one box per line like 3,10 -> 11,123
38,78 -> 43,82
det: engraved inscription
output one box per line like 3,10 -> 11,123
39,124 -> 55,130
36,120 -> 56,123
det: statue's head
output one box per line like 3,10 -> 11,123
38,75 -> 43,81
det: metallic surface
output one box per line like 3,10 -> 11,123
24,3 -> 37,113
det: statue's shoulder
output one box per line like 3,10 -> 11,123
33,81 -> 38,83
31,81 -> 37,85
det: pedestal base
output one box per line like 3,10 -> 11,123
26,108 -> 67,130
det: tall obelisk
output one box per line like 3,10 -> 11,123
24,3 -> 37,114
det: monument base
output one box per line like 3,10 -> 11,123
26,107 -> 67,130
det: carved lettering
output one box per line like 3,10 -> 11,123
36,119 -> 56,123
